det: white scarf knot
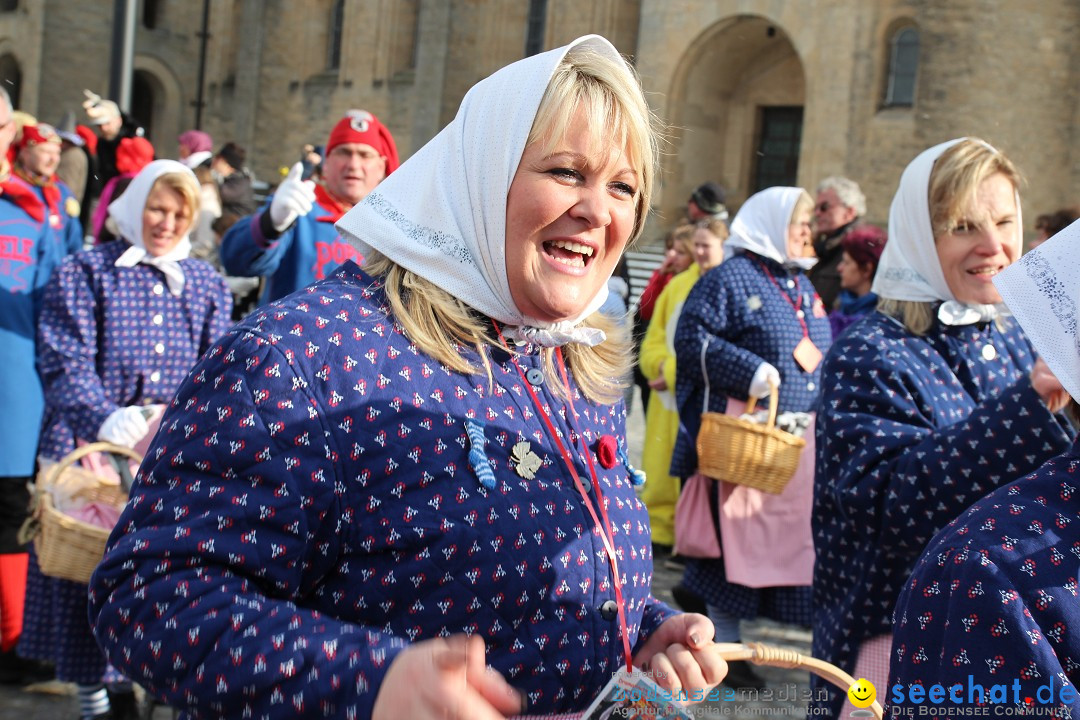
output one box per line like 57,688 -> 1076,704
114,240 -> 191,296
503,323 -> 607,348
937,301 -> 1003,327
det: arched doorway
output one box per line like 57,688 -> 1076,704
132,56 -> 184,160
131,70 -> 159,140
0,53 -> 22,110
662,15 -> 806,223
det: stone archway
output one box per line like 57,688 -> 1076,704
659,15 -> 806,227
0,52 -> 21,109
131,54 -> 184,158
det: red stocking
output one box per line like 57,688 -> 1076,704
0,553 -> 28,652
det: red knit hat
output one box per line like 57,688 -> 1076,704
16,123 -> 62,152
326,110 -> 399,174
115,136 -> 155,175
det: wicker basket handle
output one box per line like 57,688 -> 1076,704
712,642 -> 883,718
743,379 -> 780,429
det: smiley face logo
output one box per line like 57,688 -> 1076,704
847,677 -> 876,708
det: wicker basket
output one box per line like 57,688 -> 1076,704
697,381 -> 805,494
18,442 -> 141,584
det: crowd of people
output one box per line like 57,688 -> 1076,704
0,30 -> 1077,720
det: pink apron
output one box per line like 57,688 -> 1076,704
715,397 -> 815,588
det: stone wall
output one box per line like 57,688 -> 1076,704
3,0 -> 1075,241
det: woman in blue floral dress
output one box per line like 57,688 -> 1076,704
812,139 -> 1075,717
672,186 -> 831,688
22,160 -> 231,720
88,37 -> 726,720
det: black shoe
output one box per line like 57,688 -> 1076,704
670,583 -> 707,615
106,687 -> 152,720
722,660 -> 767,690
0,649 -> 54,685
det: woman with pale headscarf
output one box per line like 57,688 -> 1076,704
889,219 -> 1080,719
21,159 -> 231,720
812,139 -> 1075,717
88,37 -> 725,719
671,186 -> 831,689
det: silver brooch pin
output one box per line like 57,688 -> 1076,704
511,441 -> 542,480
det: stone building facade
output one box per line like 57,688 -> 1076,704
1,0 -> 1077,240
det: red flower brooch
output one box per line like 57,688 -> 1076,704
596,435 -> 619,469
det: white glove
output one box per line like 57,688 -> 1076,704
748,362 -> 781,399
98,406 -> 150,448
269,162 -> 317,232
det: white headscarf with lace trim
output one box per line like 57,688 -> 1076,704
336,35 -> 638,347
871,138 -> 1022,325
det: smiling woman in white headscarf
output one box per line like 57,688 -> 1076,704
88,37 -> 725,720
670,185 -> 831,689
889,219 -> 1080,720
811,138 -> 1076,717
23,159 -> 232,720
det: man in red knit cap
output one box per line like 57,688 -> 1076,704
221,109 -> 399,305
13,123 -> 83,256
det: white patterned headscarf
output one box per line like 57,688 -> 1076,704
995,218 -> 1080,403
723,186 -> 816,271
336,35 -> 637,347
872,138 -> 1023,325
110,159 -> 198,296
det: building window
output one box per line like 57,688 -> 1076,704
524,0 -> 547,57
753,106 -> 803,193
328,0 -> 345,70
884,26 -> 919,107
0,1 -> 17,12
142,0 -> 161,29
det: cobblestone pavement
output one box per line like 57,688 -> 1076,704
0,391 -> 815,719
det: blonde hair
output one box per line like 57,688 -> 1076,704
671,223 -> 696,256
528,43 -> 661,246
791,191 -> 814,222
881,140 -> 1022,336
366,251 -> 628,403
694,217 -> 729,241
928,138 -> 1022,238
876,298 -> 936,336
152,172 -> 201,219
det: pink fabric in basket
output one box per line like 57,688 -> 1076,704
716,397 -> 815,588
67,501 -> 122,530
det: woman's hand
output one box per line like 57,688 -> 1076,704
632,614 -> 726,703
648,360 -> 668,391
1031,357 -> 1071,413
98,406 -> 151,447
372,635 -> 524,720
